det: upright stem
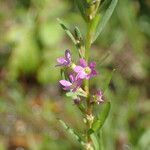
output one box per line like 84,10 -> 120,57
85,22 -> 92,114
84,21 -> 93,150
84,2 -> 101,149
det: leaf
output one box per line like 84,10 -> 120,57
103,69 -> 115,93
57,18 -> 76,44
66,90 -> 87,99
90,133 -> 100,150
74,26 -> 83,40
59,119 -> 85,146
75,0 -> 87,21
76,91 -> 87,97
66,92 -> 78,99
98,131 -> 104,150
93,0 -> 118,42
88,102 -> 111,134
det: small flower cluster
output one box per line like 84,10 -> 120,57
56,49 -> 104,105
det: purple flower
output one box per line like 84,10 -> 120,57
56,49 -> 71,67
59,74 -> 82,92
74,58 -> 97,79
95,90 -> 104,104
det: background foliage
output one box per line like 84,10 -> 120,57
0,0 -> 150,149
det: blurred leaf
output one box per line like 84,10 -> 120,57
103,69 -> 115,93
8,25 -> 40,79
88,102 -> 111,134
37,49 -> 60,84
117,0 -> 146,53
39,21 -> 63,47
98,131 -> 104,150
37,63 -> 59,84
93,0 -> 118,42
59,119 -> 85,146
138,130 -> 150,150
98,51 -> 111,65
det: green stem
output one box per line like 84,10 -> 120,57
84,2 -> 102,149
85,23 -> 92,60
84,21 -> 93,150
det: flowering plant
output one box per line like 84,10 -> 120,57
56,0 -> 118,149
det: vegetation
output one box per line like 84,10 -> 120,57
0,0 -> 150,149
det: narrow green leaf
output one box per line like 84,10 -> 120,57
75,0 -> 87,21
98,131 -> 104,150
91,133 -> 100,150
103,69 -> 115,93
59,119 -> 85,146
93,0 -> 118,42
99,0 -> 111,12
89,102 -> 111,134
74,26 -> 83,40
57,18 -> 76,44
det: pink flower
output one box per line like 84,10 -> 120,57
59,74 -> 82,92
56,49 -> 71,67
74,58 -> 97,79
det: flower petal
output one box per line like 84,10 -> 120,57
91,69 -> 97,76
77,71 -> 87,79
74,66 -> 84,73
89,62 -> 96,68
59,80 -> 72,87
57,57 -> 66,64
65,49 -> 71,62
79,58 -> 87,67
69,74 -> 75,82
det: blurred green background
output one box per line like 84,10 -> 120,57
0,0 -> 150,149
